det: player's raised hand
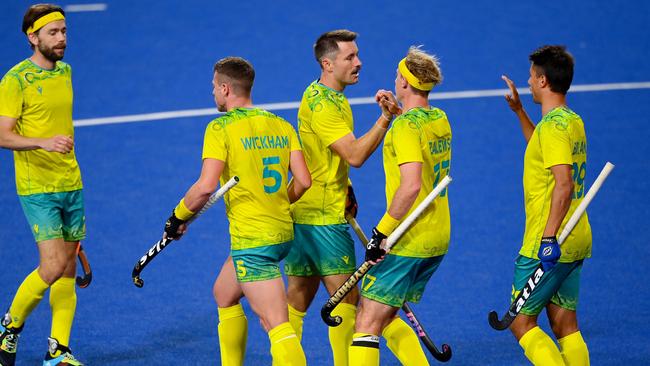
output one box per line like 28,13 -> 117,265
502,75 -> 523,112
42,135 -> 74,153
375,90 -> 401,119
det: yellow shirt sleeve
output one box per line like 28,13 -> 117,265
289,125 -> 302,152
539,120 -> 572,168
311,99 -> 352,147
0,74 -> 23,118
202,121 -> 228,161
392,118 -> 424,165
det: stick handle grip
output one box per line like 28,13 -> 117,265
558,162 -> 614,244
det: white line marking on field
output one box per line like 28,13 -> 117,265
64,3 -> 107,12
74,81 -> 650,127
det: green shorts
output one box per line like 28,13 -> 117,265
284,223 -> 356,277
19,189 -> 86,243
231,242 -> 292,283
512,255 -> 583,315
361,254 -> 444,307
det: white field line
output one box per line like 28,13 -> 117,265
74,81 -> 650,127
64,3 -> 108,12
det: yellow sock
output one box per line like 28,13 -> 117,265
329,303 -> 356,366
348,332 -> 380,366
218,304 -> 248,366
382,317 -> 429,366
519,326 -> 565,366
558,331 -> 589,366
49,277 -> 77,349
8,269 -> 49,328
288,304 -> 306,342
268,322 -> 306,366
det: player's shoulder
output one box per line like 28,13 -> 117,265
395,107 -> 447,127
55,61 -> 72,74
540,106 -> 581,132
303,80 -> 345,111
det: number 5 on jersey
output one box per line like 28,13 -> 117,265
263,156 -> 281,193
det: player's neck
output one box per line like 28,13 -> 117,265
30,52 -> 56,70
540,93 -> 567,116
225,96 -> 254,112
400,93 -> 429,112
319,73 -> 346,92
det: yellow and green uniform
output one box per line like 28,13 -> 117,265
520,106 -> 591,262
512,106 -> 591,315
202,107 -> 301,281
290,81 -> 353,225
1,57 -> 81,355
362,107 -> 452,307
0,59 -> 85,242
0,59 -> 81,196
285,81 -> 356,277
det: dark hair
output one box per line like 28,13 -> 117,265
213,57 -> 255,95
22,4 -> 65,34
529,45 -> 574,94
314,29 -> 357,66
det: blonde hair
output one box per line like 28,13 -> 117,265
404,46 -> 442,89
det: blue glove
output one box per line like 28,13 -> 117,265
365,227 -> 387,264
538,236 -> 561,271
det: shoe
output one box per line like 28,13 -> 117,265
43,337 -> 83,366
0,313 -> 22,366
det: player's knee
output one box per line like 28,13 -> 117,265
38,262 -> 67,284
550,318 -> 578,338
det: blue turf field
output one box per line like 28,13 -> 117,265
1,1 -> 649,365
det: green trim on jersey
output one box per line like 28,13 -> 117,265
0,59 -> 82,195
290,81 -> 353,225
202,107 -> 301,250
521,107 -> 592,262
382,107 -> 452,257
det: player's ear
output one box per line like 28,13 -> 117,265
321,57 -> 333,72
539,74 -> 549,89
27,32 -> 39,48
398,73 -> 408,90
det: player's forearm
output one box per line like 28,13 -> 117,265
514,108 -> 535,142
542,180 -> 573,237
387,181 -> 421,221
181,182 -> 214,213
348,118 -> 389,167
0,131 -> 45,151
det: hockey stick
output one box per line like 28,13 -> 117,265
321,176 -> 452,327
488,162 -> 615,330
76,243 -> 92,288
131,176 -> 239,288
347,216 -> 452,362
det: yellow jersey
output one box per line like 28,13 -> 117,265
291,81 -> 353,225
383,107 -> 451,258
202,107 -> 302,250
0,59 -> 82,195
521,106 -> 592,262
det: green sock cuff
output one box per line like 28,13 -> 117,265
218,303 -> 245,321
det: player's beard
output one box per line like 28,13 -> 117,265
38,42 -> 66,62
